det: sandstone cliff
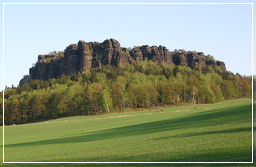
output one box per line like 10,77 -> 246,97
20,38 -> 226,86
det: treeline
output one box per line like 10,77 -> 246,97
1,60 -> 254,125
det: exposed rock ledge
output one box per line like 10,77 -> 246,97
19,38 -> 226,86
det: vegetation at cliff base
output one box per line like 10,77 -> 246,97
1,59 -> 254,125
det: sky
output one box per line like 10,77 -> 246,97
1,0 -> 255,90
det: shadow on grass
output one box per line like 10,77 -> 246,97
5,103 -> 252,149
2,162 -> 254,167
154,127 -> 252,141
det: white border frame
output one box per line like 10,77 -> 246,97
2,2 -> 254,164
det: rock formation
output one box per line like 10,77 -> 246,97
172,50 -> 208,70
19,75 -> 32,86
20,38 -> 226,86
216,61 -> 226,72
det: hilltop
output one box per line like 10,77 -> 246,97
19,38 -> 226,86
3,38 -> 253,126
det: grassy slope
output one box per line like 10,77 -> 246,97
0,98 -> 255,166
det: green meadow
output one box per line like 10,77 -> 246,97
0,98 -> 254,166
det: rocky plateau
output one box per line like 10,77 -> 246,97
20,38 -> 226,86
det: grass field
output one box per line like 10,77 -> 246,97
0,98 -> 254,166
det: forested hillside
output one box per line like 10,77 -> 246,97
1,59 -> 253,125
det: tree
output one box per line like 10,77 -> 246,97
91,71 -> 98,83
136,84 -> 149,108
173,65 -> 180,76
162,63 -> 175,79
241,80 -> 250,97
210,81 -> 224,102
0,98 -> 2,125
30,79 -> 42,90
18,96 -> 29,123
4,99 -> 20,125
186,75 -> 200,104
34,92 -> 51,120
204,54 -> 215,61
111,82 -> 123,111
86,83 -> 103,114
4,100 -> 13,125
146,83 -> 159,108
27,95 -> 36,122
172,81 -> 186,105
60,74 -> 69,85
220,80 -> 238,100
73,94 -> 88,115
116,76 -> 129,110
130,72 -> 147,86
100,86 -> 113,113
145,60 -> 163,75
127,83 -> 138,109
48,93 -> 58,119
198,83 -> 215,103
20,83 -> 32,92
71,71 -> 83,82
56,91 -> 72,117
96,72 -> 108,86
253,76 -> 256,100
158,81 -> 173,106
133,83 -> 158,108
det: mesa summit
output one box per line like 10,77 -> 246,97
20,38 -> 226,86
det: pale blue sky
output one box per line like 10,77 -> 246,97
1,0 -> 255,90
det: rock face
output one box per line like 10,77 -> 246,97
216,61 -> 226,72
172,50 -> 207,70
19,75 -> 32,86
29,54 -> 61,81
19,38 -> 226,86
61,44 -> 79,76
139,45 -> 173,65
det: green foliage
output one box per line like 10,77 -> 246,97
215,65 -> 223,74
70,71 -> 83,82
133,45 -> 142,49
48,51 -> 64,57
1,60 -> 253,125
85,83 -> 103,114
130,71 -> 147,86
100,86 -> 113,113
135,83 -> 158,108
56,91 -> 72,116
158,81 -> 174,106
204,54 -> 215,61
162,62 -> 175,79
221,80 -> 238,100
96,72 -> 108,86
202,65 -> 214,74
